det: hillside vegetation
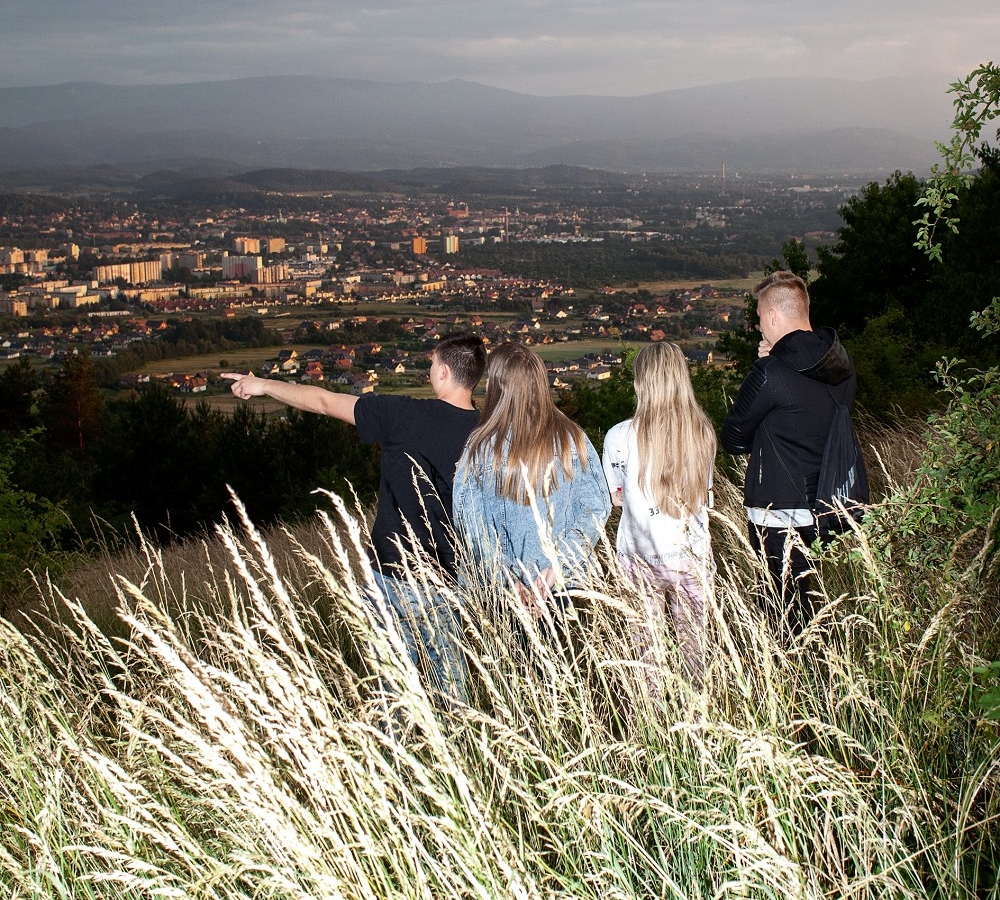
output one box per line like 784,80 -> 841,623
0,65 -> 998,899
1,408 -> 997,897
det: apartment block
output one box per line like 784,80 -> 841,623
92,259 -> 164,284
0,296 -> 28,316
222,255 -> 262,280
160,250 -> 206,270
234,237 -> 262,254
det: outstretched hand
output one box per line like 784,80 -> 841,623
221,372 -> 265,400
219,373 -> 357,422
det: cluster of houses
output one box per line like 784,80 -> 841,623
1,296 -> 726,398
257,346 -> 386,395
249,342 -> 631,396
0,312 -> 171,362
118,371 -> 209,393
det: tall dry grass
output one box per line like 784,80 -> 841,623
0,422 -> 998,899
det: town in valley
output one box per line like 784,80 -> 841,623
0,167 -> 862,400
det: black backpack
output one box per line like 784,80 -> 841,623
813,389 -> 869,540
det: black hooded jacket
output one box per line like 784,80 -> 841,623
720,327 -> 857,510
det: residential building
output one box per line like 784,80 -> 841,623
234,237 -> 261,254
93,259 -> 163,284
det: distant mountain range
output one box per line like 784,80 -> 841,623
0,75 -> 954,177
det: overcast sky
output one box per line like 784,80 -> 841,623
2,0 -> 997,98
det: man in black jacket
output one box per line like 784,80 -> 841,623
720,271 -> 859,635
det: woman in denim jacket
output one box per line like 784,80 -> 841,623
454,342 -> 611,609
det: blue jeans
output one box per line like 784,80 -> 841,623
370,571 -> 468,705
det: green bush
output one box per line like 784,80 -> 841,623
0,430 -> 72,609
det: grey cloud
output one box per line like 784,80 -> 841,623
0,0 -> 996,96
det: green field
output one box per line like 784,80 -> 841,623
530,339 -> 642,361
138,344 -> 322,378
633,274 -> 761,293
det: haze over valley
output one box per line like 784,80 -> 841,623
0,74 -> 952,178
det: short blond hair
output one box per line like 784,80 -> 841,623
755,270 -> 810,321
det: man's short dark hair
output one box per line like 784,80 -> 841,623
435,332 -> 486,390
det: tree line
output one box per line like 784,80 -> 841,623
461,236 -> 767,287
0,352 -> 380,605
90,316 -> 283,386
715,158 -> 1000,418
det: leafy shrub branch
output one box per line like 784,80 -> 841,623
869,63 -> 1000,658
915,62 -> 1000,261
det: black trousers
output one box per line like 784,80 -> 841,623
748,523 -> 818,637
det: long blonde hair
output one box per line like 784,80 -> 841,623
632,342 -> 716,517
464,342 -> 590,504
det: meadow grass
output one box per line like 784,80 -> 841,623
1,429 -> 998,899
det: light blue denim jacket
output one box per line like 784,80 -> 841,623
453,434 -> 612,587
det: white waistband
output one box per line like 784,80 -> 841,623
746,507 -> 815,528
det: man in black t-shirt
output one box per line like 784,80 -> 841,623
354,391 -> 480,577
223,332 -> 486,701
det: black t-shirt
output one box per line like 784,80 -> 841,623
354,394 -> 479,575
